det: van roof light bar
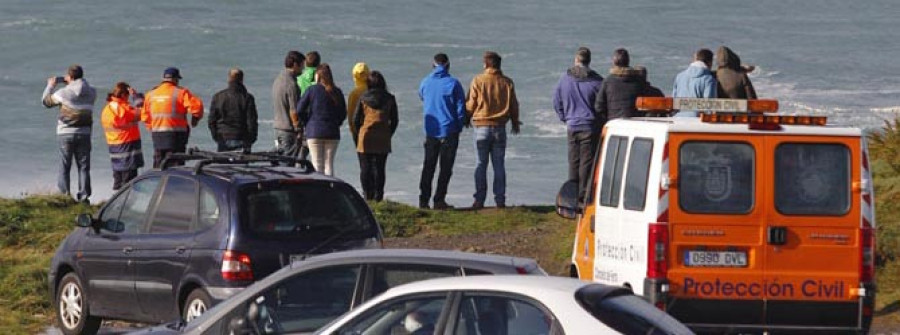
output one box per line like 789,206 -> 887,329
635,97 -> 779,113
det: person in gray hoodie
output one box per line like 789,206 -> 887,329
41,64 -> 97,202
672,49 -> 717,116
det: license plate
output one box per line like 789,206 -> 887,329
684,251 -> 747,267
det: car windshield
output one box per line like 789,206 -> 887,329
242,181 -> 375,238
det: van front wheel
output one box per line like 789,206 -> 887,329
56,273 -> 101,335
183,288 -> 212,322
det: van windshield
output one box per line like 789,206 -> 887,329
775,143 -> 850,215
241,181 -> 375,238
679,142 -> 755,214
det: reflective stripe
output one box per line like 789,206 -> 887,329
171,88 -> 180,117
109,149 -> 143,159
152,126 -> 188,132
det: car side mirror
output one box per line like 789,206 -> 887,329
76,214 -> 103,233
555,180 -> 581,219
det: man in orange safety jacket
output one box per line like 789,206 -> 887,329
101,82 -> 144,190
142,67 -> 204,168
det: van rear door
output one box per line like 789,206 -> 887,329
762,136 -> 861,328
667,134 -> 767,325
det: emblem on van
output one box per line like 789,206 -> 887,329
705,165 -> 732,201
682,230 -> 725,237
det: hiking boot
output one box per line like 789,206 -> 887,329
471,201 -> 484,210
433,201 -> 455,210
418,201 -> 430,209
496,202 -> 506,209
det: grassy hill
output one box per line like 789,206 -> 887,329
2,120 -> 900,333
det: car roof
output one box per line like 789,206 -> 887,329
290,248 -> 541,272
378,275 -> 588,298
609,117 -> 863,137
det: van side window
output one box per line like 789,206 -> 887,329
679,142 -> 755,214
198,187 -> 220,230
775,143 -> 850,215
624,138 -> 653,211
600,136 -> 629,207
149,176 -> 198,234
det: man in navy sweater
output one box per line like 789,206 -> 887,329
553,47 -> 604,200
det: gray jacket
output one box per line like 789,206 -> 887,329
271,68 -> 300,132
41,78 -> 97,135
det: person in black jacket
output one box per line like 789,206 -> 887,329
594,48 -> 647,123
208,68 -> 258,152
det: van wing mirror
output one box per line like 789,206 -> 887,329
75,214 -> 103,233
555,180 -> 581,219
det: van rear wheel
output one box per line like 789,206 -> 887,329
56,273 -> 101,335
183,288 -> 212,322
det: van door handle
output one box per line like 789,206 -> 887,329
175,246 -> 187,254
122,246 -> 134,253
767,226 -> 788,246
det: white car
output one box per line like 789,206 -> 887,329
310,276 -> 694,335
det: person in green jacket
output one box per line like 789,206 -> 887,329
297,51 -> 320,95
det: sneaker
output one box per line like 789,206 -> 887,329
471,201 -> 484,210
433,201 -> 455,210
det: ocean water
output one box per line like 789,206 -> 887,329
2,0 -> 899,205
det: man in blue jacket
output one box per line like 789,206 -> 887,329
418,53 -> 466,209
553,47 -> 603,199
672,48 -> 717,116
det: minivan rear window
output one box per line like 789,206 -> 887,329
679,142 -> 755,214
242,181 -> 375,238
775,143 -> 850,215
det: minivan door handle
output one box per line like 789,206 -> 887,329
767,226 -> 788,246
122,246 -> 134,253
175,246 -> 187,254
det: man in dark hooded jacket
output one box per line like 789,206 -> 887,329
553,47 -> 603,199
715,46 -> 757,99
209,68 -> 258,152
595,48 -> 647,121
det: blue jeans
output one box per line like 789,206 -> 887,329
473,126 -> 506,205
58,133 -> 91,201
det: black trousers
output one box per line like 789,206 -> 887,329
112,169 -> 138,191
419,133 -> 459,204
567,130 -> 599,199
151,132 -> 189,168
358,153 -> 388,201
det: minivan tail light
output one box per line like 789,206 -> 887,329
222,250 -> 253,281
860,227 -> 875,283
647,223 -> 669,279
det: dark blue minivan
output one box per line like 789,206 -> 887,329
48,151 -> 382,335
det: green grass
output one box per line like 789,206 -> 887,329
0,195 -> 95,335
370,201 -> 560,237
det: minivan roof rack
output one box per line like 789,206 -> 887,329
160,148 -> 315,176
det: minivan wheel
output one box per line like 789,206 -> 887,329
183,288 -> 212,322
56,273 -> 101,335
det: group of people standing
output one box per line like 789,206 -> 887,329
554,45 -> 757,199
40,45 -> 754,208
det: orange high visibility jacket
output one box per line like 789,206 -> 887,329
141,82 -> 204,132
101,97 -> 141,145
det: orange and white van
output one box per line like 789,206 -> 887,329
556,98 -> 876,333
